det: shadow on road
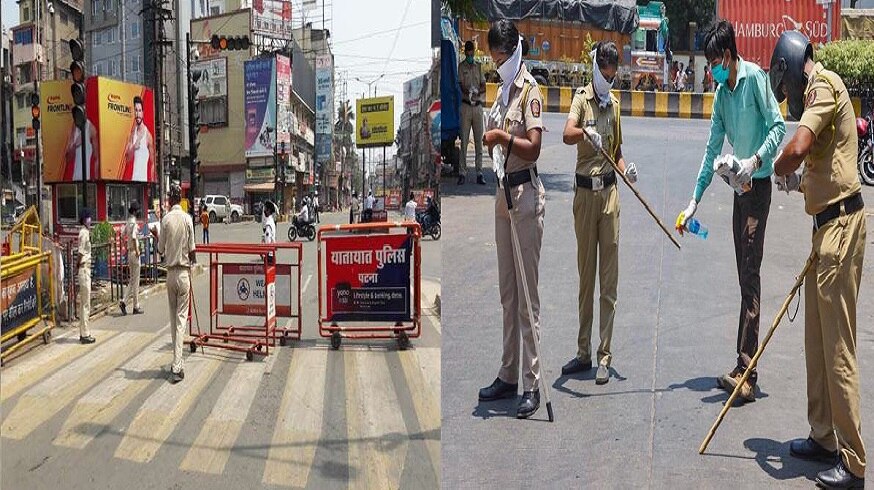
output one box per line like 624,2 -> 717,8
539,171 -> 574,195
735,438 -> 825,483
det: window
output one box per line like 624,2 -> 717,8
109,60 -> 117,77
106,185 -> 136,222
57,183 -> 97,223
13,28 -> 33,45
129,54 -> 141,73
131,21 -> 139,39
201,97 -> 228,126
210,5 -> 220,15
22,7 -> 31,23
16,64 -> 33,85
92,0 -> 100,17
214,196 -> 227,206
104,0 -> 114,13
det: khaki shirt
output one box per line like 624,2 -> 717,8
157,205 -> 195,269
493,64 -> 545,174
799,62 -> 860,216
567,84 -> 622,176
458,60 -> 485,103
125,216 -> 141,257
78,226 -> 91,268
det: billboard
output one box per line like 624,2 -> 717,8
41,77 -> 155,183
355,96 -> 395,148
403,75 -> 425,114
252,0 -> 292,38
276,54 -> 291,147
192,57 -> 227,99
315,54 -> 333,164
244,58 -> 277,158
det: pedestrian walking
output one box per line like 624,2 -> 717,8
262,200 -> 277,244
156,184 -> 196,384
458,40 -> 487,185
676,20 -> 785,402
350,192 -> 359,224
312,193 -> 320,223
560,41 -> 638,385
77,208 -> 95,344
770,30 -> 866,489
199,204 -> 209,244
120,202 -> 144,316
404,192 -> 417,221
477,20 -> 546,419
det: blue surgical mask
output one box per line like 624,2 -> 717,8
712,60 -> 729,85
466,55 -> 474,64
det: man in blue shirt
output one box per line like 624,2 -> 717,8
676,21 -> 785,402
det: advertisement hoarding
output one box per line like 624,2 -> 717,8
315,54 -> 333,165
355,96 -> 395,148
276,54 -> 291,147
244,58 -> 277,158
192,57 -> 228,99
403,75 -> 425,114
251,0 -> 292,37
325,234 -> 412,322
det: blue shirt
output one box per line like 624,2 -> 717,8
693,58 -> 786,202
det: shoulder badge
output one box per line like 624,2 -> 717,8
805,89 -> 816,108
531,98 -> 541,118
575,86 -> 585,95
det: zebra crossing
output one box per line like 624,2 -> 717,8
0,315 -> 441,489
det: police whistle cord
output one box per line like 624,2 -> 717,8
502,174 -> 555,423
581,130 -> 681,251
699,252 -> 816,454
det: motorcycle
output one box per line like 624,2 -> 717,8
288,216 -> 316,241
858,112 -> 874,186
416,208 -> 441,240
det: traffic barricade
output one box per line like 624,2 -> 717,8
317,221 -> 422,349
189,242 -> 303,360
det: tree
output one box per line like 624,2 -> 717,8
442,0 -> 484,20
639,0 -> 717,52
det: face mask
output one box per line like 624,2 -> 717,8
465,55 -> 473,64
84,217 -> 92,228
712,60 -> 729,85
497,36 -> 523,106
590,49 -> 614,108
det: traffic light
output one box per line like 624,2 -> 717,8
30,92 -> 40,130
69,39 -> 86,130
210,34 -> 250,51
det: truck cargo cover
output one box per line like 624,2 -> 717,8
472,0 -> 640,34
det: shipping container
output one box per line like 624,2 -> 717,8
718,0 -> 841,70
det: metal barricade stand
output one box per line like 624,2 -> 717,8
188,242 -> 303,360
317,221 -> 422,350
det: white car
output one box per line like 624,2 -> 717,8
202,195 -> 243,223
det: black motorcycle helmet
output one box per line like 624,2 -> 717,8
769,30 -> 813,120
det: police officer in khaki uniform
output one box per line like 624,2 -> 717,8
157,184 -> 196,384
477,20 -> 546,419
771,31 -> 866,489
458,40 -> 487,185
120,202 -> 143,315
77,208 -> 96,344
560,42 -> 637,385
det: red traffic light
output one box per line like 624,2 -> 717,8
31,105 -> 40,119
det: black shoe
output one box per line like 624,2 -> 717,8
476,174 -> 486,185
457,174 -> 466,185
119,301 -> 127,315
170,369 -> 185,384
79,336 -> 96,344
561,357 -> 592,376
132,308 -> 144,315
478,377 -> 518,401
790,437 -> 839,463
516,390 -> 540,419
816,459 -> 864,489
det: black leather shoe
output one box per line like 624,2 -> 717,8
790,437 -> 839,463
478,377 -> 518,401
170,369 -> 185,384
561,357 -> 593,376
119,301 -> 127,315
816,459 -> 865,489
516,390 -> 540,419
457,174 -> 466,185
476,174 -> 486,185
79,336 -> 96,344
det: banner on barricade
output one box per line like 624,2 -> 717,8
1,268 -> 38,335
221,264 -> 292,316
325,234 -> 412,322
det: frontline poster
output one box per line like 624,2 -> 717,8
244,58 -> 277,158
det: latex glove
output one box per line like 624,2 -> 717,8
624,162 -> 638,184
492,145 -> 506,181
676,199 -> 697,235
775,172 -> 801,194
735,155 -> 758,184
584,128 -> 602,150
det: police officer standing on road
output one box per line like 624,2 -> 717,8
770,31 -> 866,489
458,40 -> 487,186
560,41 -> 638,385
157,184 -> 196,384
477,20 -> 546,419
350,192 -> 359,224
77,208 -> 95,344
120,202 -> 143,315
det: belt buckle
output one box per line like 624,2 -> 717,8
591,176 -> 604,191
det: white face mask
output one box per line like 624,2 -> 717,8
497,36 -> 523,106
591,49 -> 614,108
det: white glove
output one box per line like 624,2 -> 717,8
492,144 -> 505,181
585,128 -> 602,150
735,155 -> 758,184
677,199 -> 697,230
624,162 -> 638,184
775,172 -> 801,194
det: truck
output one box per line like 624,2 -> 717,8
201,195 -> 243,223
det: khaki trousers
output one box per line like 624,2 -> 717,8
495,175 -> 546,392
805,209 -> 866,478
167,268 -> 191,374
460,102 -> 484,175
125,252 -> 141,310
78,264 -> 91,338
573,183 -> 619,367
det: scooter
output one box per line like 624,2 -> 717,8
857,111 -> 874,186
288,216 -> 316,241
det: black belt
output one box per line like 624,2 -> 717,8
502,167 -> 538,187
814,193 -> 864,231
462,99 -> 482,107
576,172 -> 616,191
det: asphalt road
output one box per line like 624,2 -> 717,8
442,114 -> 874,488
1,211 -> 441,489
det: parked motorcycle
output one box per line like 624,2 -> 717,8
858,111 -> 874,186
288,216 -> 316,241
